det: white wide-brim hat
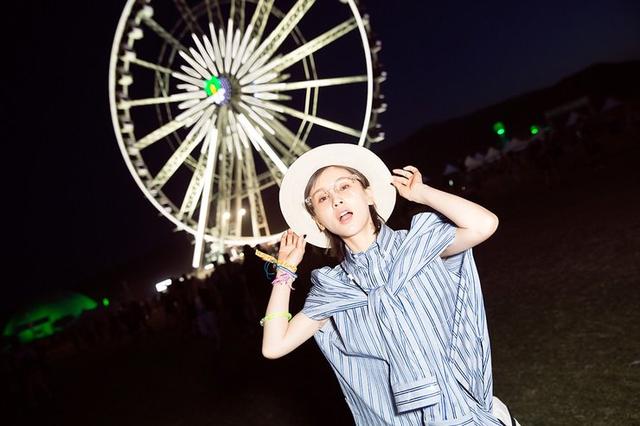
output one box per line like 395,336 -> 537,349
279,143 -> 396,248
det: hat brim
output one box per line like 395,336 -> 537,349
279,143 -> 396,248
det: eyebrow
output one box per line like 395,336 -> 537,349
311,174 -> 353,191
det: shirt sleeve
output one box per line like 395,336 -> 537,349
301,267 -> 333,321
301,266 -> 368,321
388,212 -> 458,285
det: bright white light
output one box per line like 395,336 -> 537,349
223,211 -> 231,220
448,179 -> 454,187
204,263 -> 215,270
155,278 -> 172,293
239,208 -> 246,216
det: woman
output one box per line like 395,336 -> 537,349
260,144 -> 520,425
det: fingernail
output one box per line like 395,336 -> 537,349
303,234 -> 307,238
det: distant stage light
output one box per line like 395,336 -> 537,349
155,279 -> 172,293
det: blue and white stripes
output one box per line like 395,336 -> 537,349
302,212 -> 504,425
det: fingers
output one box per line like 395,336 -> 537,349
295,233 -> 306,250
282,229 -> 307,248
392,168 -> 413,178
391,175 -> 409,186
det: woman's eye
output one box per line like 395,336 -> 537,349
318,195 -> 328,203
339,183 -> 351,191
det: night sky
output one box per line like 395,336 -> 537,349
6,0 -> 639,309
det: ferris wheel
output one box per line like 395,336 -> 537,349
109,0 -> 386,267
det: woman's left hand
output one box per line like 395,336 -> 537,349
391,165 -> 425,202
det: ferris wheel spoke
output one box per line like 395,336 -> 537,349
233,154 -> 243,236
245,109 -> 297,163
171,70 -> 205,88
242,75 -> 367,93
119,92 -> 206,109
124,55 -> 176,75
218,28 -> 226,58
240,18 -> 357,85
227,111 -> 250,150
215,127 -> 234,238
246,0 -> 274,46
252,92 -> 292,101
178,50 -> 210,80
179,140 -> 209,220
191,33 -> 218,75
230,23 -> 254,75
200,37 -> 220,76
260,126 -> 298,165
238,101 -> 276,136
237,0 -> 316,79
224,19 -> 235,73
230,0 -> 245,33
173,0 -> 204,37
204,0 -> 225,30
265,115 -> 311,156
208,23 -> 226,73
192,116 -> 221,268
135,119 -> 186,150
241,95 -> 360,138
141,17 -> 188,53
243,145 -> 270,236
151,108 -> 216,189
174,92 -> 217,122
236,113 -> 288,174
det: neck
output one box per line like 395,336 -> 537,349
342,219 -> 377,253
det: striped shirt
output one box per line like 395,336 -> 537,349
302,212 -> 504,425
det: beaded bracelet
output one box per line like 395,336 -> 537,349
260,311 -> 292,326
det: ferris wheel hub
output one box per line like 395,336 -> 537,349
203,75 -> 233,106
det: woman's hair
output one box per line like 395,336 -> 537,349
304,165 -> 384,261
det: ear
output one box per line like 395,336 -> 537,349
364,187 -> 375,206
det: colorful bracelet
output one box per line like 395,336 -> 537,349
255,249 -> 298,273
275,265 -> 297,279
260,311 -> 292,327
272,275 -> 295,290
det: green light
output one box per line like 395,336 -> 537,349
204,75 -> 222,96
3,292 -> 98,343
497,129 -> 505,135
102,298 -> 110,307
493,121 -> 506,137
530,125 -> 540,135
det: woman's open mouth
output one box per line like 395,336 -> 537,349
338,211 -> 353,224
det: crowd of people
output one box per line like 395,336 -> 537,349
447,103 -> 637,195
0,244 -> 278,412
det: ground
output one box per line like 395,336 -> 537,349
5,132 -> 639,425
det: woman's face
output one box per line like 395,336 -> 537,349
308,166 -> 375,239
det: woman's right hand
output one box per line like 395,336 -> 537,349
277,229 -> 306,267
